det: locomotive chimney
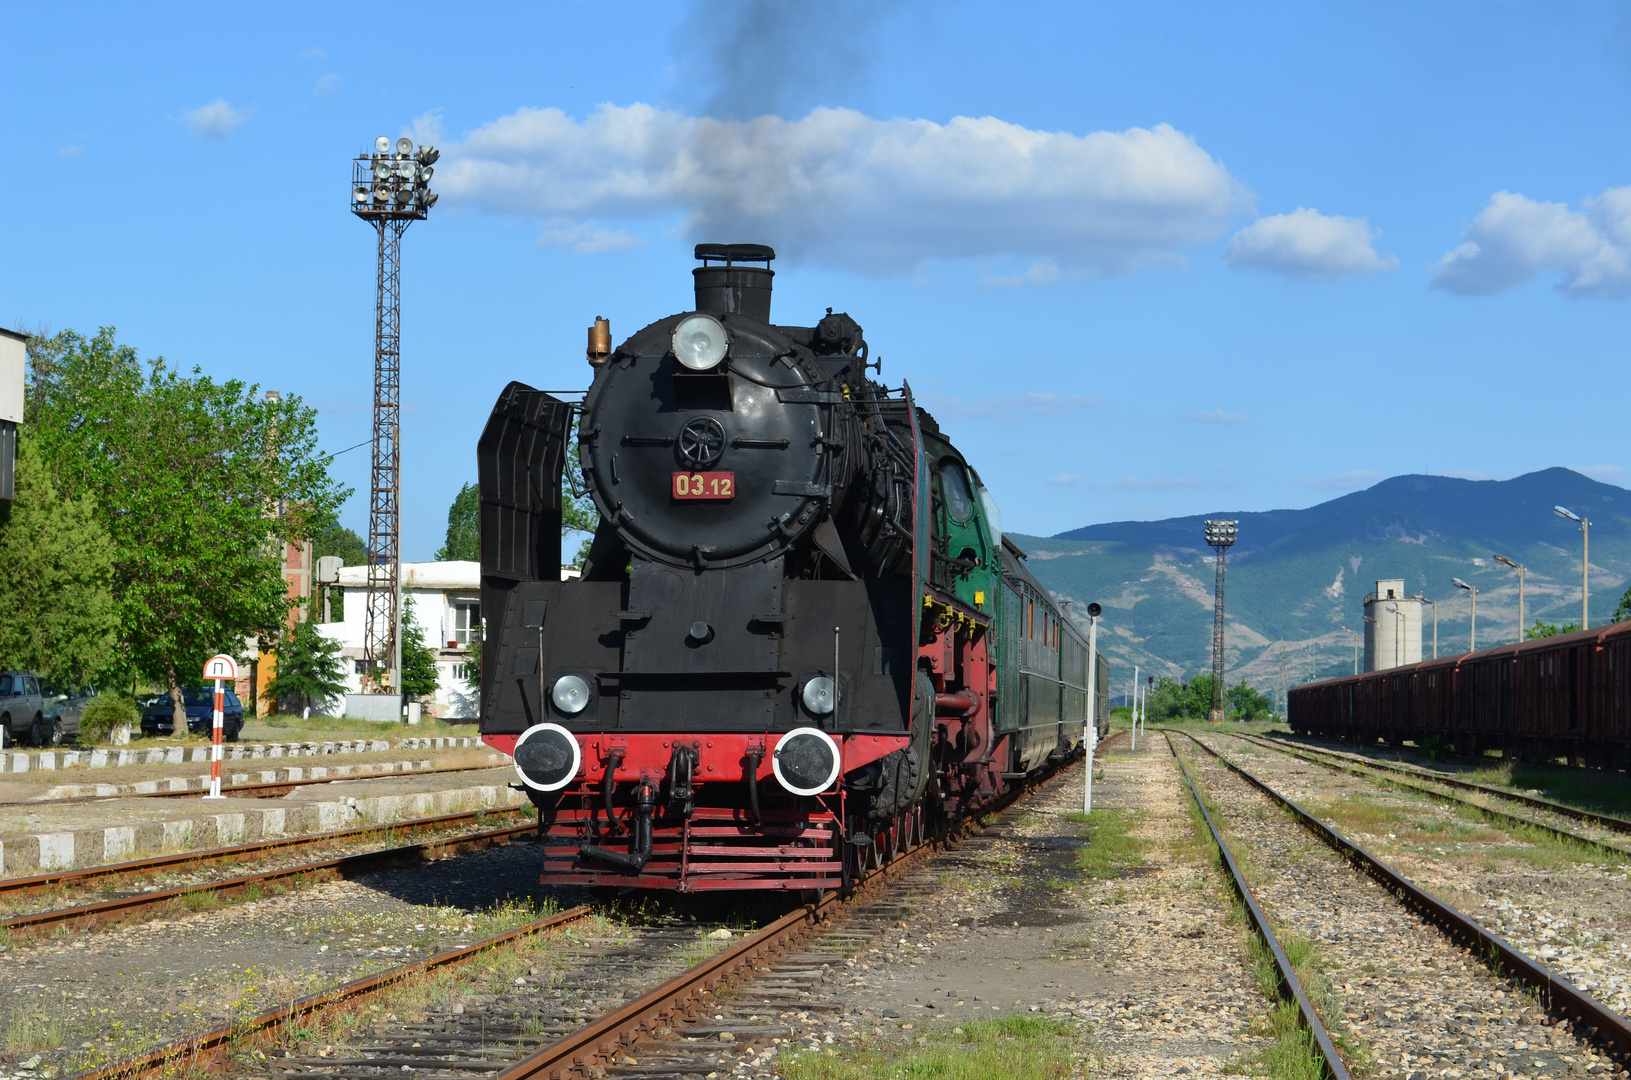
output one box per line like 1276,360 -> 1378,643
693,243 -> 775,322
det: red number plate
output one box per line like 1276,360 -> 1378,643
672,471 -> 735,500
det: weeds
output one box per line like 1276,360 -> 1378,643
1069,808 -> 1148,879
4,1011 -> 65,1053
780,1015 -> 1084,1080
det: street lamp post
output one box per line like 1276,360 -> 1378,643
1493,554 -> 1525,643
1340,626 -> 1358,675
1414,593 -> 1437,659
1554,506 -> 1589,630
1453,578 -> 1477,652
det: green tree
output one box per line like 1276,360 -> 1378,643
1525,619 -> 1579,639
314,522 -> 367,621
262,620 -> 348,715
563,472 -> 598,567
26,328 -> 349,732
0,434 -> 119,686
400,597 -> 440,700
435,483 -> 479,561
1614,583 -> 1631,625
1226,680 -> 1274,721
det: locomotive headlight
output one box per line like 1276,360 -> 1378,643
672,313 -> 729,371
512,722 -> 581,792
551,675 -> 590,715
771,726 -> 842,796
801,676 -> 835,716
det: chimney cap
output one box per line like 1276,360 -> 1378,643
695,243 -> 774,265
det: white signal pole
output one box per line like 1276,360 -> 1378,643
1130,664 -> 1139,750
1083,602 -> 1101,814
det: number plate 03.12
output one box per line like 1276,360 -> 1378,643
672,471 -> 735,500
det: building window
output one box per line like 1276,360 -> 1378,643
452,663 -> 475,683
451,601 -> 481,646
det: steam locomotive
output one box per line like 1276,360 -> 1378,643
477,244 -> 1108,892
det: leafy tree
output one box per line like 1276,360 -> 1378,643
0,435 -> 119,686
263,620 -> 348,715
1614,584 -> 1631,625
25,328 -> 348,732
1525,619 -> 1580,639
314,522 -> 367,621
1226,680 -> 1274,721
435,483 -> 479,561
400,597 -> 440,700
462,636 -> 482,692
563,472 -> 598,567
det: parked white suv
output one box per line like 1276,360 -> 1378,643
0,671 -> 46,748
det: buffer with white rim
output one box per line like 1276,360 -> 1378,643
513,723 -> 582,792
771,726 -> 841,796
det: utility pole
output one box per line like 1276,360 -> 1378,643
1276,647 -> 1287,716
1493,554 -> 1524,642
1203,520 -> 1238,721
351,135 -> 438,702
1554,507 -> 1589,630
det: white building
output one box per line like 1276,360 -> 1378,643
317,561 -> 482,719
1363,578 -> 1423,672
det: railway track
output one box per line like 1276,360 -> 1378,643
1,806 -> 533,937
0,762 -> 513,808
1256,731 -> 1631,835
69,743 -> 1099,1080
1227,731 -> 1631,862
1168,729 -> 1631,1075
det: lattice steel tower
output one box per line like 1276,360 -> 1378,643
350,135 -> 438,695
1203,519 -> 1238,721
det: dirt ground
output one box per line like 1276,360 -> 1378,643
802,734 -> 1277,1078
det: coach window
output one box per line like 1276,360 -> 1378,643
940,458 -> 974,521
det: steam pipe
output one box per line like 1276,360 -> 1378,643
601,748 -> 624,818
935,692 -> 978,716
580,779 -> 655,872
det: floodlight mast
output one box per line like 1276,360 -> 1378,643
1203,519 -> 1238,721
351,136 -> 438,700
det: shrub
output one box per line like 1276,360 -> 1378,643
77,694 -> 139,744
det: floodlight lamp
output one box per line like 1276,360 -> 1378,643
422,191 -> 439,209
394,187 -> 414,205
417,146 -> 439,166
375,136 -> 391,154
1452,577 -> 1472,592
1555,505 -> 1582,523
397,162 -> 416,180
418,165 -> 433,182
353,186 -> 369,203
374,163 -> 392,181
1087,602 -> 1102,618
396,136 -> 414,156
672,313 -> 729,370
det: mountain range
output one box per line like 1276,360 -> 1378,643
1012,468 -> 1631,697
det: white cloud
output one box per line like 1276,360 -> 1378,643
300,46 -> 327,59
1188,408 -> 1249,424
314,74 -> 342,97
58,145 -> 83,157
408,110 -> 444,146
1225,207 -> 1397,280
437,104 -> 1252,273
1048,474 -> 1083,487
1088,476 -> 1216,491
1294,470 -> 1383,490
185,100 -> 247,139
537,219 -> 642,255
919,392 -> 1098,422
1431,188 -> 1631,297
980,262 -> 1063,289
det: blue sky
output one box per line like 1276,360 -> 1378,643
4,2 -> 1631,558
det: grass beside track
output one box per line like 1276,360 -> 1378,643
780,1014 -> 1087,1080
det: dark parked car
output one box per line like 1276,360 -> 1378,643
43,685 -> 100,746
0,670 -> 47,748
141,688 -> 245,741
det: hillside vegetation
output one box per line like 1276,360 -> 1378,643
1015,468 -> 1631,693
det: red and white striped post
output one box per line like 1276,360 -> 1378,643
202,655 -> 237,800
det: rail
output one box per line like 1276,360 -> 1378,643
1162,732 -> 1350,1079
1176,730 -> 1631,1064
1259,731 -> 1631,834
0,761 -> 512,808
